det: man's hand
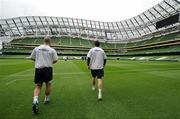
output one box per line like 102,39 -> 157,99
31,58 -> 35,61
87,66 -> 90,70
25,56 -> 31,59
53,60 -> 58,64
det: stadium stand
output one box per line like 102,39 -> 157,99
0,0 -> 179,61
1,31 -> 180,56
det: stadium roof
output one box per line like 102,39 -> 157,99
0,0 -> 180,42
0,0 -> 163,21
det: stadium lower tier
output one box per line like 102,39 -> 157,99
1,45 -> 180,56
0,54 -> 180,62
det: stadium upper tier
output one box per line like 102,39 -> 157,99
0,0 -> 180,42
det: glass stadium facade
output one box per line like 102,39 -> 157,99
0,0 -> 180,42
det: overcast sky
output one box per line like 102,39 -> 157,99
0,0 -> 163,21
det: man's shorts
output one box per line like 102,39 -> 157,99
91,69 -> 104,79
34,67 -> 53,84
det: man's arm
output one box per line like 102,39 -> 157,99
87,57 -> 90,69
104,59 -> 107,67
103,51 -> 107,67
87,49 -> 92,70
52,49 -> 58,64
30,48 -> 36,61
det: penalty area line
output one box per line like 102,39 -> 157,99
5,76 -> 73,86
5,79 -> 31,86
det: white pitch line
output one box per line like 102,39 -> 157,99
1,71 -> 87,78
5,79 -> 31,86
2,68 -> 180,79
1,70 -> 123,78
2,68 -> 34,81
5,80 -> 17,85
63,77 -> 73,79
5,77 -> 73,85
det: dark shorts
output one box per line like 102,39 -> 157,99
91,69 -> 104,79
34,67 -> 53,84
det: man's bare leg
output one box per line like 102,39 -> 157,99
92,77 -> 96,90
32,84 -> 42,114
98,79 -> 102,100
44,82 -> 51,103
33,84 -> 42,104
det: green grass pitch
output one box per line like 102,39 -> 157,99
0,59 -> 180,119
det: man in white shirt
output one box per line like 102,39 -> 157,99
30,37 -> 58,114
87,40 -> 107,101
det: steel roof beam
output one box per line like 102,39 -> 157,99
0,24 -> 6,36
39,16 -> 48,34
12,19 -> 21,36
50,17 -> 58,34
56,17 -> 63,35
138,15 -> 152,32
32,16 -> 41,34
143,13 -> 156,28
67,18 -> 73,35
158,4 -> 171,15
148,10 -> 158,20
173,0 -> 180,4
89,21 -> 94,37
61,18 -> 68,33
98,21 -> 104,37
84,20 -> 90,37
125,20 -> 134,36
129,19 -> 141,36
94,21 -> 98,38
133,17 -> 146,35
5,20 -> 14,36
111,23 -> 122,39
45,17 -> 52,35
71,19 -> 78,35
164,0 -> 179,12
115,22 -> 124,38
25,17 -> 35,34
107,23 -> 113,39
120,21 -> 129,38
152,7 -> 165,18
19,17 -> 28,36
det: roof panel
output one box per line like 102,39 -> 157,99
0,0 -> 179,41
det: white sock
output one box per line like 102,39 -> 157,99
44,95 -> 50,101
98,89 -> 102,95
45,95 -> 49,99
92,85 -> 95,89
33,96 -> 38,104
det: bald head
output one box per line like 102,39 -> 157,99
44,37 -> 51,45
